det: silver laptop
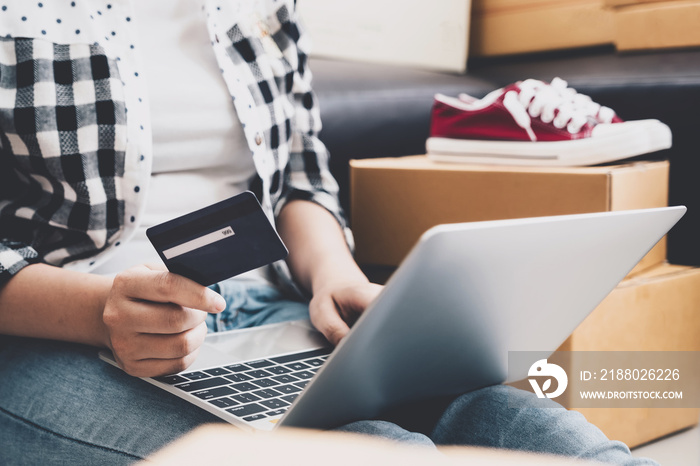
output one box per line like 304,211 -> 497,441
100,206 -> 686,431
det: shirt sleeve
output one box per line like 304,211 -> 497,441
0,239 -> 40,286
0,42 -> 40,286
272,10 -> 355,251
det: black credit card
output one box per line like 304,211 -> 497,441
146,191 -> 288,286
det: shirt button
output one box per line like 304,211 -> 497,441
255,133 -> 263,145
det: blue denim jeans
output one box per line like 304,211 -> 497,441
0,280 -> 657,465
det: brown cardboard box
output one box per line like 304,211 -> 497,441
147,425 -> 601,465
558,263 -> 700,447
614,1 -> 700,51
604,0 -> 677,7
470,0 -> 614,56
350,156 -> 669,277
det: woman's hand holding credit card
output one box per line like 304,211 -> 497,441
103,192 -> 288,377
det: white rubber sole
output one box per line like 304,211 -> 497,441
426,120 -> 672,167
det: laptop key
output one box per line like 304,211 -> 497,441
224,364 -> 253,373
224,373 -> 252,383
252,388 -> 283,399
192,386 -> 236,400
226,403 -> 267,418
266,365 -> 292,375
272,374 -> 298,384
245,369 -> 273,378
305,359 -> 324,367
250,378 -> 279,388
230,382 -> 259,392
293,370 -> 315,380
281,394 -> 299,404
275,384 -> 301,394
209,397 -> 239,409
293,381 -> 309,389
175,377 -> 229,392
203,367 -> 231,376
153,375 -> 189,385
231,393 -> 262,404
182,371 -> 210,381
246,359 -> 275,369
285,362 -> 310,371
266,409 -> 287,417
260,398 -> 290,410
243,413 -> 267,422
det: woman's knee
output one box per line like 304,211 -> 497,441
336,420 -> 436,448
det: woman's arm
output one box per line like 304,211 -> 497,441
0,263 -> 225,376
0,263 -> 112,347
270,11 -> 381,344
277,200 -> 382,345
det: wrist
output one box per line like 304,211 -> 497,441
310,257 -> 369,294
85,274 -> 114,349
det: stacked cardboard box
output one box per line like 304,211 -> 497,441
350,156 -> 668,277
350,155 -> 699,447
295,0 -> 698,65
471,0 -> 700,56
610,0 -> 700,51
558,263 -> 700,447
470,0 -> 614,57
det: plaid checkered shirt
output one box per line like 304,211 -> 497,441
0,0 -> 351,292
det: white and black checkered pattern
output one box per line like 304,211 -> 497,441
224,5 -> 346,228
0,1 -> 349,289
0,240 -> 38,277
220,4 -> 351,294
0,38 -> 127,284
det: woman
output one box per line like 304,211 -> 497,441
0,1 -> 655,464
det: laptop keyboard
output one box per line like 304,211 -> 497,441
153,347 -> 331,425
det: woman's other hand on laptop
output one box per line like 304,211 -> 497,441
276,200 -> 382,346
309,281 -> 383,346
102,264 -> 226,377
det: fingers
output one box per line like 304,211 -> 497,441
114,321 -> 208,362
114,265 -> 226,313
117,347 -> 202,378
334,284 -> 383,325
309,294 -> 351,346
105,265 -> 227,377
109,300 -> 208,335
144,262 -> 167,272
309,283 -> 384,346
112,322 -> 208,377
353,283 -> 383,307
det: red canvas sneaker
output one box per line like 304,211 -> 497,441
427,78 -> 671,166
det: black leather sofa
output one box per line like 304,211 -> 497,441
311,46 -> 700,267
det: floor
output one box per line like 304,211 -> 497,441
632,425 -> 700,465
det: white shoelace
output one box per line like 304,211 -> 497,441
550,78 -> 616,124
502,78 -> 616,142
